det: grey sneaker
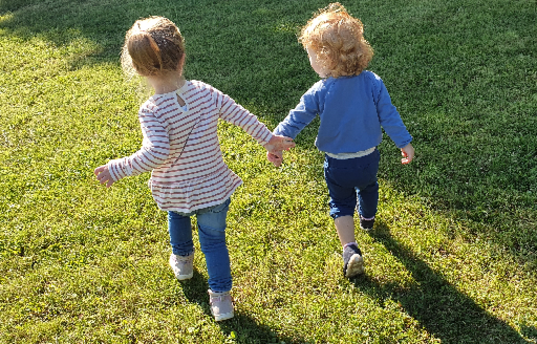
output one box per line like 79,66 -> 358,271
208,290 -> 234,321
169,252 -> 194,280
343,244 -> 364,278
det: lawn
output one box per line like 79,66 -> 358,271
0,0 -> 536,343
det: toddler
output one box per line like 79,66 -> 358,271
94,16 -> 294,321
268,3 -> 414,278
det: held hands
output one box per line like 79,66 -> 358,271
264,135 -> 294,167
264,134 -> 295,153
401,143 -> 415,164
94,164 -> 115,188
267,150 -> 283,167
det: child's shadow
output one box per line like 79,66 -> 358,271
521,325 -> 537,342
180,271 -> 304,344
353,221 -> 531,344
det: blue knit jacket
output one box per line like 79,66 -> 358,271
274,71 -> 412,154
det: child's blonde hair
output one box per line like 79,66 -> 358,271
300,3 -> 373,78
121,16 -> 185,77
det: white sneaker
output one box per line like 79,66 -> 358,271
208,290 -> 234,321
169,252 -> 194,280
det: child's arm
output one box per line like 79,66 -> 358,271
267,85 -> 322,167
273,89 -> 320,140
215,90 -> 295,153
94,108 -> 170,187
373,76 -> 414,164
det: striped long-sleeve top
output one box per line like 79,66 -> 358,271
107,80 -> 274,213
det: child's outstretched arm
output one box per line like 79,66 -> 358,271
94,108 -> 171,188
215,88 -> 295,154
266,84 -> 322,167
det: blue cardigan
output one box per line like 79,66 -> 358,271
274,71 -> 412,154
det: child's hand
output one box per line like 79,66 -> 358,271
94,164 -> 115,188
267,151 -> 283,167
264,135 -> 295,154
401,143 -> 415,164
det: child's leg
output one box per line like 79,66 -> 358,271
355,150 -> 380,230
168,211 -> 194,256
356,181 -> 379,231
324,152 -> 379,277
356,181 -> 379,219
356,149 -> 380,219
168,211 -> 195,280
196,198 -> 234,321
195,198 -> 232,293
324,156 -> 360,246
334,216 -> 356,246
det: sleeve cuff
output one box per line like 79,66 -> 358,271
396,137 -> 413,149
107,158 -> 129,181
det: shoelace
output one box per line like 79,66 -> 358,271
175,255 -> 193,262
210,295 -> 232,304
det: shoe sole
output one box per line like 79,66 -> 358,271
175,272 -> 193,281
345,254 -> 364,277
360,225 -> 373,231
213,311 -> 234,322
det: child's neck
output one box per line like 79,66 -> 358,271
147,72 -> 186,94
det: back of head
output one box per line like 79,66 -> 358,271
122,16 -> 185,77
300,3 -> 373,78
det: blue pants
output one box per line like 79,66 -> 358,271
168,198 -> 232,293
324,150 -> 380,219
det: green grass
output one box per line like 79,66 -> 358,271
1,0 -> 536,343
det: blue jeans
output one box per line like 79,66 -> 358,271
324,150 -> 380,219
168,198 -> 232,293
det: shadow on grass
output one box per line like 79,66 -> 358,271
521,325 -> 537,343
0,0 -> 312,112
181,270 -> 306,344
352,220 -> 530,344
0,0 -> 198,71
0,0 -> 159,71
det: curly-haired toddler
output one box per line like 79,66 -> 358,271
268,3 -> 415,278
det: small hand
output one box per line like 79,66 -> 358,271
94,165 -> 115,188
267,151 -> 283,167
401,143 -> 415,164
264,135 -> 295,153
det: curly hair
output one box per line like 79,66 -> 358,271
299,3 -> 373,78
121,16 -> 185,78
